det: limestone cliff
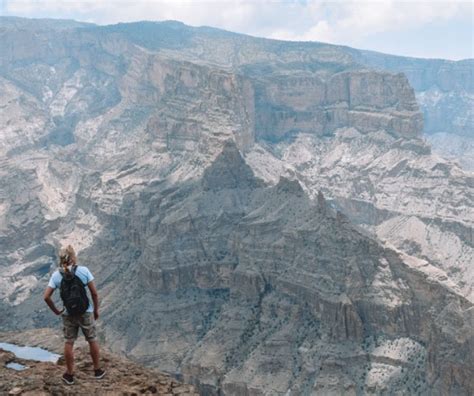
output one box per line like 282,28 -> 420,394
351,51 -> 474,170
254,70 -> 421,141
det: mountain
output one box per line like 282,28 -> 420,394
5,141 -> 472,394
0,17 -> 472,395
91,20 -> 473,169
90,142 -> 473,394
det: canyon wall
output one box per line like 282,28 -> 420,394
0,17 -> 472,395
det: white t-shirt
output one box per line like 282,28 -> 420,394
48,265 -> 94,313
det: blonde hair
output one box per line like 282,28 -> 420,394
59,245 -> 77,273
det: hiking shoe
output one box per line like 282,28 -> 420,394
62,372 -> 74,385
94,368 -> 106,379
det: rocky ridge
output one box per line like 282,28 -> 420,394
81,143 -> 474,394
246,127 -> 473,300
124,20 -> 473,169
11,142 -> 471,395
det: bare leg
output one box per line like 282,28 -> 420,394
64,342 -> 74,375
89,340 -> 100,370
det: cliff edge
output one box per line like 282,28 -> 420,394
0,330 -> 198,396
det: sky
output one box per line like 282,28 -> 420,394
0,0 -> 472,60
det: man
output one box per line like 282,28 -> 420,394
44,245 -> 106,385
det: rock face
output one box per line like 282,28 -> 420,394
55,143 -> 474,394
254,71 -> 422,141
5,143 -> 472,395
246,128 -> 473,301
0,17 -> 473,396
131,21 -> 472,169
350,52 -> 474,170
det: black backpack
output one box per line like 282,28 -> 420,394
60,266 -> 89,316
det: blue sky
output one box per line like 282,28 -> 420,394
1,0 -> 472,60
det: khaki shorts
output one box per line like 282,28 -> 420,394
62,312 -> 97,342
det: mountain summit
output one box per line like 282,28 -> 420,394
202,140 -> 264,191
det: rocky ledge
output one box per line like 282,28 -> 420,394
0,338 -> 198,396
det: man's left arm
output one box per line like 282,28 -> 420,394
87,281 -> 100,320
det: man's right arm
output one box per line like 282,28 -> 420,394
43,286 -> 64,315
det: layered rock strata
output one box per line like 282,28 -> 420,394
351,53 -> 474,170
254,70 -> 421,141
58,143 -> 472,395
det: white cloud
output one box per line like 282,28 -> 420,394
3,0 -> 261,27
268,1 -> 471,46
2,0 -> 472,59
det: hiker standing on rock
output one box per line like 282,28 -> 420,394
44,245 -> 106,385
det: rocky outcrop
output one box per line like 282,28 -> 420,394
202,140 -> 264,191
351,52 -> 473,136
351,53 -> 474,170
0,329 -> 198,396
